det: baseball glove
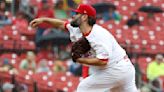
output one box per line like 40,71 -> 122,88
71,37 -> 91,62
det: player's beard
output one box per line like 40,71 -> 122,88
70,15 -> 82,27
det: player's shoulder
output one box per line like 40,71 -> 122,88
93,24 -> 110,33
86,24 -> 113,41
93,24 -> 105,30
91,24 -> 112,36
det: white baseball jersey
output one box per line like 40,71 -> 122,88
65,23 -> 126,72
65,23 -> 137,92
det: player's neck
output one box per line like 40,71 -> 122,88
80,23 -> 92,36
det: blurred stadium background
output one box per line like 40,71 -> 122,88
0,0 -> 164,92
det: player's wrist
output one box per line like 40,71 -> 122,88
41,17 -> 47,22
76,58 -> 81,63
41,17 -> 51,23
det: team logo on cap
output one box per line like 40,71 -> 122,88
77,5 -> 80,9
84,10 -> 87,13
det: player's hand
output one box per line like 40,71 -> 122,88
30,18 -> 44,28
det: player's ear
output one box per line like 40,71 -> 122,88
81,14 -> 88,21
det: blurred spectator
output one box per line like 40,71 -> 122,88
0,1 -> 5,11
35,0 -> 54,41
36,59 -> 50,73
67,0 -> 77,8
147,54 -> 164,80
0,58 -> 18,74
69,62 -> 82,76
37,47 -> 54,61
150,78 -> 163,92
53,60 -> 66,73
19,0 -> 37,19
13,11 -> 28,28
140,84 -> 151,92
143,13 -> 155,26
147,13 -> 155,25
0,1 -> 12,27
58,45 -> 71,60
19,0 -> 29,12
74,0 -> 82,4
54,0 -> 67,19
147,54 -> 164,92
0,12 -> 12,27
19,51 -> 36,71
0,58 -> 12,72
17,83 -> 28,92
2,82 -> 14,92
126,13 -> 140,27
102,7 -> 121,22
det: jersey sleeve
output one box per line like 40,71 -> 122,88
93,41 -> 109,62
64,22 -> 82,42
64,21 -> 69,31
85,26 -> 115,62
86,35 -> 111,62
64,22 -> 76,33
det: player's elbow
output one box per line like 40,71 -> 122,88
90,61 -> 107,66
98,59 -> 108,66
99,61 -> 107,66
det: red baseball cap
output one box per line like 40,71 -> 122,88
72,4 -> 96,18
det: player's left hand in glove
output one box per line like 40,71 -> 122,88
71,37 -> 91,62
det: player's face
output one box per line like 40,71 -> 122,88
70,12 -> 83,27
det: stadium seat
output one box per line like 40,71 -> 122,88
156,45 -> 164,53
18,27 -> 36,36
17,40 -> 36,50
156,31 -> 164,40
11,30 -> 21,41
0,72 -> 11,83
2,40 -> 14,49
0,53 -> 17,58
144,44 -> 159,54
37,84 -> 54,92
32,72 -> 49,86
131,44 -> 142,53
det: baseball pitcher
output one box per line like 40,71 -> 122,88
30,4 -> 138,92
